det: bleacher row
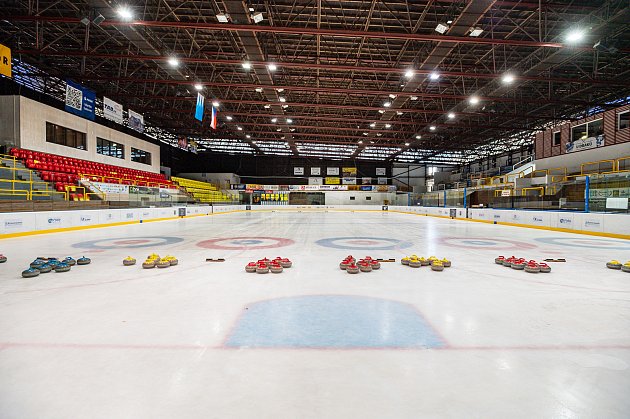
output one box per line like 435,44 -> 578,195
10,148 -> 176,197
171,176 -> 233,203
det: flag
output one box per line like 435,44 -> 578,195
210,106 -> 218,129
195,93 -> 205,121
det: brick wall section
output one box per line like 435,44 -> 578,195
535,104 -> 630,159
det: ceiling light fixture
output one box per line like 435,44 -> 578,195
237,126 -> 243,131
378,110 -> 385,114
405,69 -> 414,79
396,111 -> 403,115
167,57 -> 179,67
271,118 -> 278,123
358,140 -> 363,144
565,29 -> 585,43
216,13 -> 229,23
363,132 -> 369,136
469,96 -> 480,105
410,96 -> 418,101
405,142 -> 410,146
267,63 -> 277,71
286,118 -> 293,123
389,94 -> 397,99
117,7 -> 133,20
226,116 -> 233,121
255,88 -> 263,93
242,61 -> 252,70
212,100 -> 220,107
385,124 -> 392,128
246,134 -> 251,139
282,105 -> 288,109
429,72 -> 440,81
194,84 -> 203,91
435,23 -> 449,34
383,101 -> 391,107
369,123 -> 376,128
448,112 -> 455,119
502,73 -> 515,84
429,126 -> 436,131
415,135 -> 421,139
279,97 -> 286,102
469,27 -> 483,37
252,12 -> 264,23
264,105 -> 270,109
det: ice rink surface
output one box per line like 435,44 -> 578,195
1,210 -> 629,419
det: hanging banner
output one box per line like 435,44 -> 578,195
195,93 -> 205,121
308,177 -> 323,185
103,96 -> 123,124
342,167 -> 357,177
362,177 -> 372,185
65,80 -> 95,120
210,106 -> 217,129
325,177 -> 341,185
377,177 -> 388,185
342,177 -> 357,185
566,134 -> 605,153
128,109 -> 144,133
0,43 -> 11,78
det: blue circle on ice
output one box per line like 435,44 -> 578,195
73,236 -> 184,249
316,236 -> 412,250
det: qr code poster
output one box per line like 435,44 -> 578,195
65,84 -> 83,111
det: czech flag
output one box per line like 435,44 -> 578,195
210,106 -> 218,129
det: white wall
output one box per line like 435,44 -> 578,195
534,142 -> 630,172
177,172 -> 240,188
392,164 -> 427,191
323,191 -> 395,205
14,96 -> 161,173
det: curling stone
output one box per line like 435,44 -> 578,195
622,262 -> 630,273
431,261 -> 444,271
162,256 -> 178,266
30,259 -> 46,269
440,258 -> 451,268
77,256 -> 91,265
256,263 -> 269,274
270,263 -> 283,274
606,260 -> 622,270
401,257 -> 410,265
503,256 -> 515,267
38,263 -> 53,273
279,258 -> 292,268
63,257 -> 76,266
370,260 -> 381,270
340,259 -> 351,270
409,258 -> 422,268
22,268 -> 40,278
358,261 -> 372,272
495,256 -> 505,265
156,259 -> 171,268
0,254 -> 6,263
54,262 -> 71,273
511,259 -> 526,270
245,262 -> 257,273
123,256 -> 137,266
142,259 -> 156,269
428,256 -> 438,264
524,262 -> 540,273
419,257 -> 430,266
346,263 -> 360,274
539,262 -> 551,273
346,255 -> 356,263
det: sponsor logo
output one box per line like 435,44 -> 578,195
585,220 -> 601,227
126,213 -> 134,219
4,219 -> 23,228
48,218 -> 61,224
142,212 -> 150,217
559,218 -> 572,224
80,216 -> 92,222
493,215 -> 501,219
532,216 -> 543,222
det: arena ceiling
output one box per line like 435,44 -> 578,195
1,0 -> 629,163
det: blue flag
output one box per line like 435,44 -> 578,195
195,93 -> 205,121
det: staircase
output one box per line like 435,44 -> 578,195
0,157 -> 64,200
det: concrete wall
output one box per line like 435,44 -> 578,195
177,172 -> 240,188
11,96 -> 160,173
0,95 -> 19,150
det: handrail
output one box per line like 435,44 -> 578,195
79,172 -> 173,189
512,155 -> 534,171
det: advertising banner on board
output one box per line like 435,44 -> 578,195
103,96 -> 124,124
327,167 -> 339,176
325,177 -> 341,185
90,182 -> 129,194
342,167 -> 357,177
342,177 -> 357,185
566,134 -> 605,153
65,79 -> 95,120
128,109 -> 144,132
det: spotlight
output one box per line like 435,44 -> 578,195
448,112 -> 455,119
286,118 -> 293,124
167,57 -> 179,67
410,96 -> 418,101
389,94 -> 397,99
216,13 -> 229,23
429,72 -> 440,81
226,116 -> 233,120
405,143 -> 410,146
271,118 -> 278,123
237,126 -> 243,131
194,84 -> 203,91
117,7 -> 133,20
469,27 -> 483,37
435,23 -> 449,34
415,135 -> 421,139
405,69 -> 414,79
566,29 -> 585,43
383,101 -> 391,107
502,73 -> 515,84
469,96 -> 480,105
246,135 -> 251,139
212,101 -> 220,107
242,61 -> 252,70
279,97 -> 286,102
385,124 -> 392,128
252,12 -> 264,23
369,123 -> 376,128
267,63 -> 277,71
429,126 -> 436,131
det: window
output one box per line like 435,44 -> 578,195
46,122 -> 86,150
619,111 -> 629,130
427,166 -> 438,176
553,131 -> 561,146
97,138 -> 124,159
131,147 -> 151,165
571,119 -> 603,142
